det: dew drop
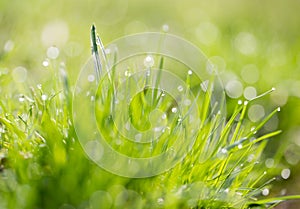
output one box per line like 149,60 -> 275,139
171,107 -> 178,113
19,96 -> 25,102
162,24 -> 169,32
88,74 -> 95,82
262,188 -> 269,196
281,168 -> 291,179
37,84 -> 42,90
41,94 -> 48,101
144,55 -> 154,68
188,70 -> 193,75
177,85 -> 184,92
42,60 -> 49,67
124,70 -> 131,77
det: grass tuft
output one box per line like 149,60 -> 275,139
0,25 -> 299,209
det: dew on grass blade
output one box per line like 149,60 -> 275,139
162,24 -> 169,32
144,55 -> 154,68
42,59 -> 49,67
124,70 -> 131,77
87,74 -> 95,82
41,94 -> 47,101
281,168 -> 291,179
171,107 -> 178,113
18,95 -> 25,102
177,85 -> 184,92
37,84 -> 42,90
262,188 -> 269,196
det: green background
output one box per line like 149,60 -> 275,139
1,0 -> 300,208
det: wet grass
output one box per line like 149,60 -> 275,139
0,25 -> 300,209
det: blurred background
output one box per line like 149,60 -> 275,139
1,0 -> 300,208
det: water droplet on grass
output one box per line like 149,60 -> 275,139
144,55 -> 154,68
281,168 -> 291,179
162,24 -> 169,32
37,84 -> 42,89
19,96 -> 25,102
262,188 -> 269,196
177,85 -> 184,92
42,60 -> 49,67
124,70 -> 131,77
88,74 -> 95,82
41,95 -> 47,101
171,107 -> 178,113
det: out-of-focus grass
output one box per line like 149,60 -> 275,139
1,0 -> 300,208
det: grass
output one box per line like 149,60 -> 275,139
0,25 -> 299,209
